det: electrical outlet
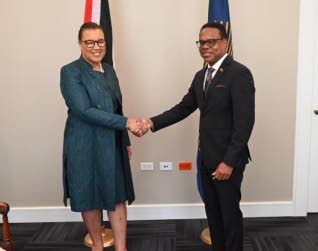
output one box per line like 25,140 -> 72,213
140,162 -> 154,171
160,162 -> 173,171
179,162 -> 192,171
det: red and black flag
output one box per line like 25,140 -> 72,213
84,0 -> 113,66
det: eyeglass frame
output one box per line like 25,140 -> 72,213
196,38 -> 223,48
80,39 -> 106,48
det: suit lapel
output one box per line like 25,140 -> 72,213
202,55 -> 233,110
206,55 -> 232,94
79,59 -> 97,92
197,66 -> 208,104
79,58 -> 123,105
103,70 -> 122,105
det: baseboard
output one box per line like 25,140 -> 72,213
8,201 -> 295,223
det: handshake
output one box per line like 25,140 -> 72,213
126,118 -> 153,137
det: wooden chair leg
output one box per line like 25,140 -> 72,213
0,202 -> 15,251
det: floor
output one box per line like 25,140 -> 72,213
1,214 -> 318,251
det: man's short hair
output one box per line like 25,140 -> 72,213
200,22 -> 228,40
78,22 -> 104,41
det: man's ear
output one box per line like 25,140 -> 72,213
222,39 -> 228,51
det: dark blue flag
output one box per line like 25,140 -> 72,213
196,148 -> 205,201
208,0 -> 233,55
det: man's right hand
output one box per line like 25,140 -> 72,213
127,118 -> 153,137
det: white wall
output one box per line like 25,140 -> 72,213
0,0 -> 300,221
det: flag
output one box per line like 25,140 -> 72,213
84,0 -> 113,66
196,148 -> 205,201
208,0 -> 233,56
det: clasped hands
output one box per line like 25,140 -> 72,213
127,118 -> 153,137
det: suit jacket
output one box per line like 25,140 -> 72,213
60,57 -> 135,211
151,55 -> 255,172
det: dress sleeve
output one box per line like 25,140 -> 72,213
60,66 -> 127,130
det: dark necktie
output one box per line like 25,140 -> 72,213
204,67 -> 215,96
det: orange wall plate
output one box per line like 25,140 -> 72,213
179,162 -> 192,171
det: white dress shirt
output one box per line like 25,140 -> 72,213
203,53 -> 228,90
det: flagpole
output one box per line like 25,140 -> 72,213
201,228 -> 212,245
83,223 -> 114,248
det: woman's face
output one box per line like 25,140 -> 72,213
79,29 -> 106,67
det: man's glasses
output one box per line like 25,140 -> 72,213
81,39 -> 106,48
196,39 -> 222,48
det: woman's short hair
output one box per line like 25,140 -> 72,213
78,22 -> 104,41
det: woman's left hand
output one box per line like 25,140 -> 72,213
127,146 -> 132,160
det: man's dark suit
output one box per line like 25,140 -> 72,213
151,55 -> 255,251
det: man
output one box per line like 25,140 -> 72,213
140,22 -> 255,251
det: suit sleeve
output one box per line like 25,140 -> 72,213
60,66 -> 127,130
223,67 -> 255,167
150,76 -> 198,131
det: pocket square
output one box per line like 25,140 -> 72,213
214,84 -> 225,88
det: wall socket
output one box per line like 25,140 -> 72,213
140,162 -> 154,171
179,162 -> 192,171
160,162 -> 173,171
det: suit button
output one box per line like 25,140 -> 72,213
97,104 -> 102,109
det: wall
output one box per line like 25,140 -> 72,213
0,0 -> 299,214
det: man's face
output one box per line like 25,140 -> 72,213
198,27 -> 227,65
79,29 -> 106,66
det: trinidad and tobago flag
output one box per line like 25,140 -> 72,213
196,0 -> 234,201
84,0 -> 113,66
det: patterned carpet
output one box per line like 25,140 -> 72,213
1,214 -> 318,251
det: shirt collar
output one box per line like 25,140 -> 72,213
208,53 -> 228,72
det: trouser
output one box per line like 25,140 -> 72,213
201,165 -> 245,251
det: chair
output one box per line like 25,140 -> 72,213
0,202 -> 14,251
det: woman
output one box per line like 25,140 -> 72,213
60,22 -> 139,251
